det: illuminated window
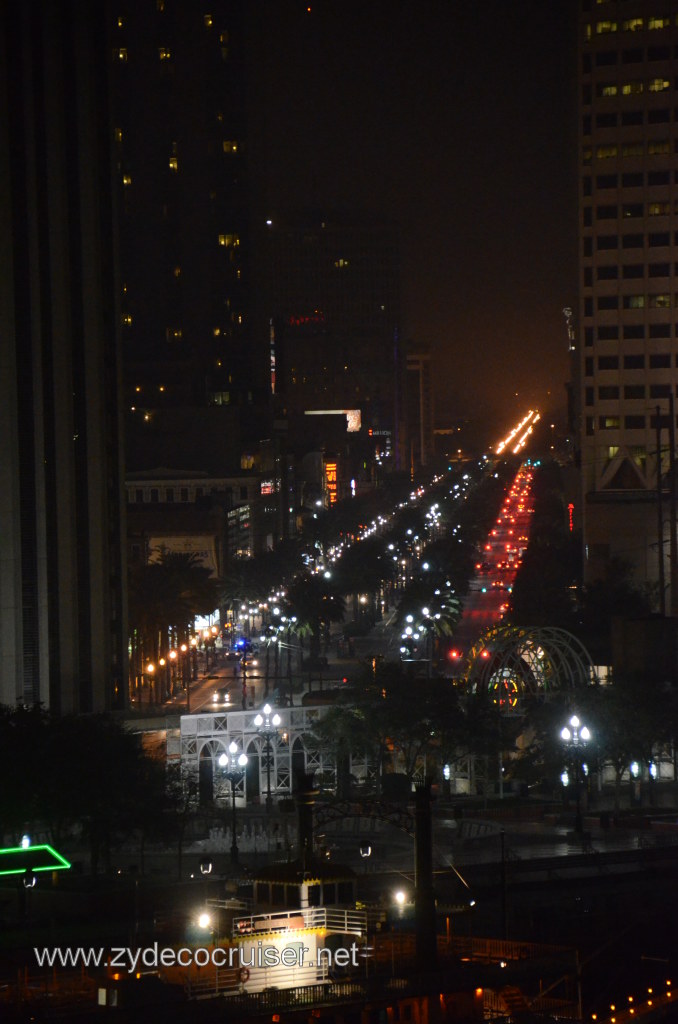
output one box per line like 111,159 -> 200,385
209,391 -> 231,405
596,145 -> 618,159
166,328 -> 183,340
122,174 -> 132,186
648,140 -> 669,155
648,79 -> 670,92
159,47 -> 171,60
599,416 -> 620,429
622,18 -> 643,32
169,156 -> 178,171
649,203 -> 671,216
622,81 -> 643,95
117,16 -> 124,27
204,14 -> 213,26
122,313 -> 133,324
117,47 -> 128,62
621,143 -> 643,157
598,83 -> 618,96
649,17 -> 670,29
596,21 -> 617,34
222,140 -> 238,153
334,258 -> 350,268
156,0 -> 165,10
213,327 -> 221,336
219,31 -> 228,42
623,295 -> 645,309
218,233 -> 239,247
115,127 -> 123,143
173,266 -> 181,278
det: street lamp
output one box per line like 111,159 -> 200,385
218,742 -> 248,864
560,714 -> 591,834
254,704 -> 281,812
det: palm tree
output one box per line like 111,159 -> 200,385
128,549 -> 221,704
333,536 -> 396,624
284,574 -> 345,665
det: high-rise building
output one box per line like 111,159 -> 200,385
405,340 -> 435,471
578,3 -> 678,601
112,1 -> 265,429
0,0 -> 127,712
262,216 -> 403,463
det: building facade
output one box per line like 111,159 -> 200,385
261,216 -> 405,473
0,0 -> 127,712
579,2 -> 678,601
112,0 -> 263,419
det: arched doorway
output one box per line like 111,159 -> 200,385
246,739 -> 261,804
199,746 -> 214,805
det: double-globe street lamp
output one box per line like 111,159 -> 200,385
560,714 -> 591,834
218,742 -> 248,864
254,704 -> 281,812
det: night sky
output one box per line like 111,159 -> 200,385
250,0 -> 579,439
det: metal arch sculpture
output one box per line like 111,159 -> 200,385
464,625 -> 597,712
313,800 -> 415,836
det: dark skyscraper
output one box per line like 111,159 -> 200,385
263,216 -> 403,467
0,0 -> 127,712
112,1 -> 262,430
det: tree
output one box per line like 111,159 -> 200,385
284,574 -> 346,664
128,549 -> 221,703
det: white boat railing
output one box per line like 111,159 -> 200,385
232,906 -> 366,938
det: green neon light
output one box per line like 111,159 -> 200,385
0,844 -> 71,876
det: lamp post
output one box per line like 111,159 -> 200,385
254,704 -> 281,812
560,714 -> 591,834
218,742 -> 248,864
145,662 -> 155,705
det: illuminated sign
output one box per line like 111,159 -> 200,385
0,844 -> 71,877
287,311 -> 325,327
567,502 -> 574,532
305,409 -> 361,432
325,462 -> 338,505
260,480 -> 278,495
